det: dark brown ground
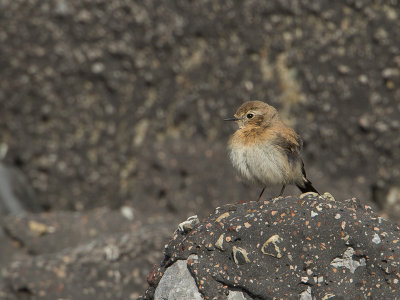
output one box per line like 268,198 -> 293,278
0,0 -> 400,298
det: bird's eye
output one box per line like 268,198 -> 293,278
247,113 -> 254,119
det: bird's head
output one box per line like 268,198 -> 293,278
224,100 -> 279,129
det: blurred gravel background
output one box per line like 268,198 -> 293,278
0,0 -> 400,298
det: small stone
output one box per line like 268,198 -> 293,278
54,0 -> 69,16
244,81 -> 254,91
376,121 -> 389,132
215,234 -> 225,251
104,244 -> 120,261
91,62 -> 105,74
382,68 -> 399,78
322,192 -> 335,202
0,143 -> 8,160
177,215 -> 200,233
28,220 -> 55,236
358,74 -> 368,84
227,291 -> 247,300
300,192 -> 319,199
338,65 -> 350,74
386,80 -> 395,89
321,294 -> 336,300
299,287 -> 312,300
232,246 -> 251,265
154,256 -> 202,300
261,235 -> 283,258
330,247 -> 366,273
372,233 -> 381,244
120,206 -> 134,221
216,212 -> 230,222
359,115 -> 371,130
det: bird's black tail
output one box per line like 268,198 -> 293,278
296,178 -> 319,194
298,160 -> 319,194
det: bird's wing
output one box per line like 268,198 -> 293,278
273,129 -> 303,167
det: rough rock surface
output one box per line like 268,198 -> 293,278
0,0 -> 399,221
144,194 -> 400,299
0,207 -> 175,299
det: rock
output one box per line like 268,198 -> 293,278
0,207 -> 176,299
0,162 -> 39,217
1,231 -> 166,300
177,215 -> 200,233
2,206 -> 139,255
144,194 -> 400,299
154,255 -> 203,300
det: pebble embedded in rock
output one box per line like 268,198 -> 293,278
232,246 -> 251,265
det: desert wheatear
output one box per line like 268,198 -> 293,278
225,100 -> 318,201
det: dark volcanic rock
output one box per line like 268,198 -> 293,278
2,231 -> 166,300
0,207 -> 175,299
2,206 -> 137,255
144,193 -> 400,299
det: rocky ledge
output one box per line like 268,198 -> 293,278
144,193 -> 400,299
0,206 -> 175,300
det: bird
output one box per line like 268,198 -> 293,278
224,100 -> 319,201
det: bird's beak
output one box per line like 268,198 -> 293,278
223,117 -> 239,121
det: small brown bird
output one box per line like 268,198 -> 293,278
225,100 -> 318,201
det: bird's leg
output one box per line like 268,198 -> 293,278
257,186 -> 266,202
278,185 -> 286,197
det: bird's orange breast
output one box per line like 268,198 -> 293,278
229,126 -> 275,147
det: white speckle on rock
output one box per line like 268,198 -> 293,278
301,276 -> 309,283
334,214 -> 341,219
330,247 -> 366,273
311,211 -> 318,217
91,62 -> 105,74
372,233 -> 381,244
215,234 -> 225,251
104,244 -> 120,261
358,74 -> 368,84
120,206 -> 134,221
